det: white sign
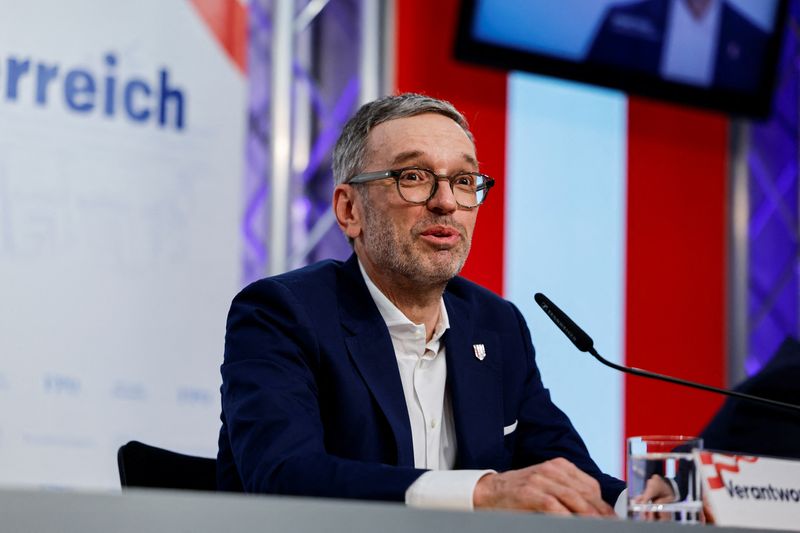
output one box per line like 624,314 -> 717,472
696,450 -> 800,530
0,0 -> 246,490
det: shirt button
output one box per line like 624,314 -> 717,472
430,419 -> 437,429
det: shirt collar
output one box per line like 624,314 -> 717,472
358,258 -> 450,341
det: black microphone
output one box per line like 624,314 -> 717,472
534,292 -> 800,414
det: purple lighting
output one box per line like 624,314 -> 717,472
242,0 -> 272,285
242,0 -> 363,283
301,77 -> 359,185
746,0 -> 800,376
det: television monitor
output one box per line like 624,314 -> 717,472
456,0 -> 788,118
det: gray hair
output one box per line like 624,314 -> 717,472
332,93 -> 473,186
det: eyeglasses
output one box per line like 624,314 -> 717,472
347,167 -> 495,208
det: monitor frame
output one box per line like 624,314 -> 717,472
455,0 -> 789,118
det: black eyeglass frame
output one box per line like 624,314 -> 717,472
347,166 -> 495,208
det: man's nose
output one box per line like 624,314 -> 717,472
427,178 -> 458,214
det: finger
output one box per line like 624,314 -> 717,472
532,460 -> 583,491
478,471 -> 573,514
584,491 -> 614,516
539,458 -> 604,497
527,492 -> 573,516
553,464 -> 613,515
533,460 -> 614,515
529,474 -> 598,516
641,475 -> 676,503
533,474 -> 610,517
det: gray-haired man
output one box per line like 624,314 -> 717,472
217,93 -> 626,514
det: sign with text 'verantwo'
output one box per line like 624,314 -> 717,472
696,450 -> 800,530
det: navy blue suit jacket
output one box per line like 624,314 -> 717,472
587,0 -> 768,92
217,254 -> 625,504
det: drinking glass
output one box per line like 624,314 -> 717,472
627,435 -> 703,523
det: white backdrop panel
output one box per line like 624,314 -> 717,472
505,72 -> 627,478
0,0 -> 246,489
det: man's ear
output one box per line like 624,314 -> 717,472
333,184 -> 363,240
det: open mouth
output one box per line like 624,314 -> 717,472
419,225 -> 461,246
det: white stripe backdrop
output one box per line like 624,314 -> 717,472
505,72 -> 627,477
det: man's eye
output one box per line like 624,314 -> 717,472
399,170 -> 429,183
455,175 -> 476,186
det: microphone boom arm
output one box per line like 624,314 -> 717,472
534,292 -> 800,414
586,346 -> 800,413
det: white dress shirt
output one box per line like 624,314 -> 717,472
359,261 -> 490,510
661,0 -> 722,87
359,261 -> 627,514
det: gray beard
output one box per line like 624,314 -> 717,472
360,198 -> 470,288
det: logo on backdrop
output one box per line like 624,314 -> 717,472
0,52 -> 186,130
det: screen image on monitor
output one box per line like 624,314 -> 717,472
456,0 -> 788,117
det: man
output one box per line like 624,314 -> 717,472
217,93 -> 626,515
587,0 -> 768,91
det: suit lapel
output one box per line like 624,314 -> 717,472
443,290 -> 504,469
338,256 -> 415,467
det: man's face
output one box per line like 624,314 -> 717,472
353,112 -> 479,288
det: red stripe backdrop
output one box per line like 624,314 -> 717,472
625,98 -> 727,439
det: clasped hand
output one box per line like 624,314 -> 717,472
473,458 -> 615,516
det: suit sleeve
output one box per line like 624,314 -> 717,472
219,279 -> 425,500
508,303 -> 627,505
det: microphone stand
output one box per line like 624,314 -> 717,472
534,292 -> 800,414
586,345 -> 800,413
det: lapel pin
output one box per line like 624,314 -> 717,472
473,343 -> 486,361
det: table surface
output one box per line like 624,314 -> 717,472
0,487 -> 790,533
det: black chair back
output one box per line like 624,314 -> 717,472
117,440 -> 216,491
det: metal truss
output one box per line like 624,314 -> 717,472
242,0 -> 391,284
734,1 -> 800,382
